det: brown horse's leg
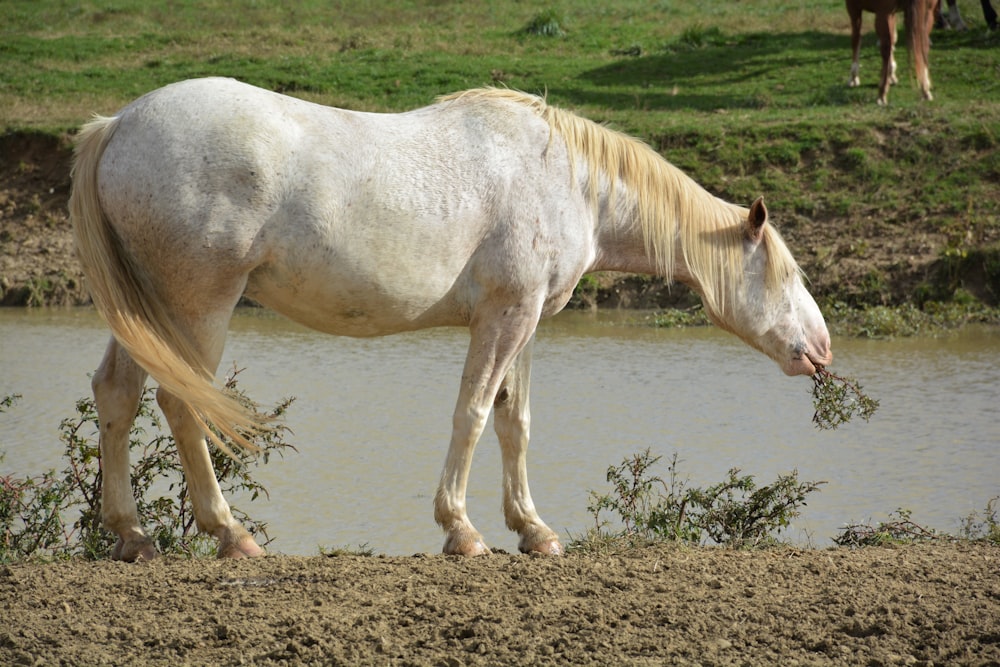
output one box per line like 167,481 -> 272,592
875,10 -> 895,104
92,338 -> 156,562
923,0 -> 936,98
908,0 -> 934,100
492,337 -> 562,555
847,1 -> 864,87
888,12 -> 899,85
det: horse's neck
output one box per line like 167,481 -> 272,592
587,171 -> 740,295
587,176 -> 684,279
590,193 -> 667,276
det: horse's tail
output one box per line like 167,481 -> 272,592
69,115 -> 265,455
905,0 -> 933,100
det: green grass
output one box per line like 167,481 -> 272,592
3,0 -> 999,307
4,0 -> 997,127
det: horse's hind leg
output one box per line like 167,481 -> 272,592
887,12 -> 899,85
154,306 -> 264,559
876,11 -> 896,104
847,3 -> 864,87
92,338 -> 154,561
157,390 -> 263,558
492,337 -> 562,555
921,0 -> 936,100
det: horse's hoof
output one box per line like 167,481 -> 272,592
520,538 -> 564,556
217,535 -> 265,559
111,537 -> 158,563
217,540 -> 265,559
442,535 -> 491,557
215,524 -> 265,559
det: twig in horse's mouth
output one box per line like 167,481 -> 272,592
810,366 -> 880,430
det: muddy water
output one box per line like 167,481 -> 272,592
1,308 -> 998,555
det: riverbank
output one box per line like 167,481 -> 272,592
2,129 -> 999,318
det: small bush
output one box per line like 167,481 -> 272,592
0,370 -> 294,563
573,449 -> 825,551
833,508 -> 940,547
686,469 -> 825,549
958,497 -> 1000,545
583,450 -> 700,547
1,467 -> 73,561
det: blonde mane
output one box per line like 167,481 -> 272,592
438,88 -> 800,318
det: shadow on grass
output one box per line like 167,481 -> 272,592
559,31 -> 852,111
560,27 -> 996,112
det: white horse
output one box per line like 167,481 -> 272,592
70,78 -> 832,561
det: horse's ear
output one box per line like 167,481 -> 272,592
746,196 -> 767,242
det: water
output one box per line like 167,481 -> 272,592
1,307 -> 998,555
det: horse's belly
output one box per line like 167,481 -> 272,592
245,266 -> 467,337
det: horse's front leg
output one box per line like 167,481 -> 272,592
492,337 -> 562,555
156,389 -> 265,559
92,339 -> 156,562
434,303 -> 540,556
435,390 -> 493,556
875,12 -> 896,104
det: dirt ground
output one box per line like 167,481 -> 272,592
1,542 -> 997,666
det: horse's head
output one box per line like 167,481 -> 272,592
704,197 -> 832,377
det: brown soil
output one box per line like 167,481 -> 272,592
3,543 -> 998,666
0,132 -> 86,306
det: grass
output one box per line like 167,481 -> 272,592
826,300 -> 1000,337
4,1 -> 997,128
3,0 -> 999,308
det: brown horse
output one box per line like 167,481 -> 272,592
846,0 -> 935,104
